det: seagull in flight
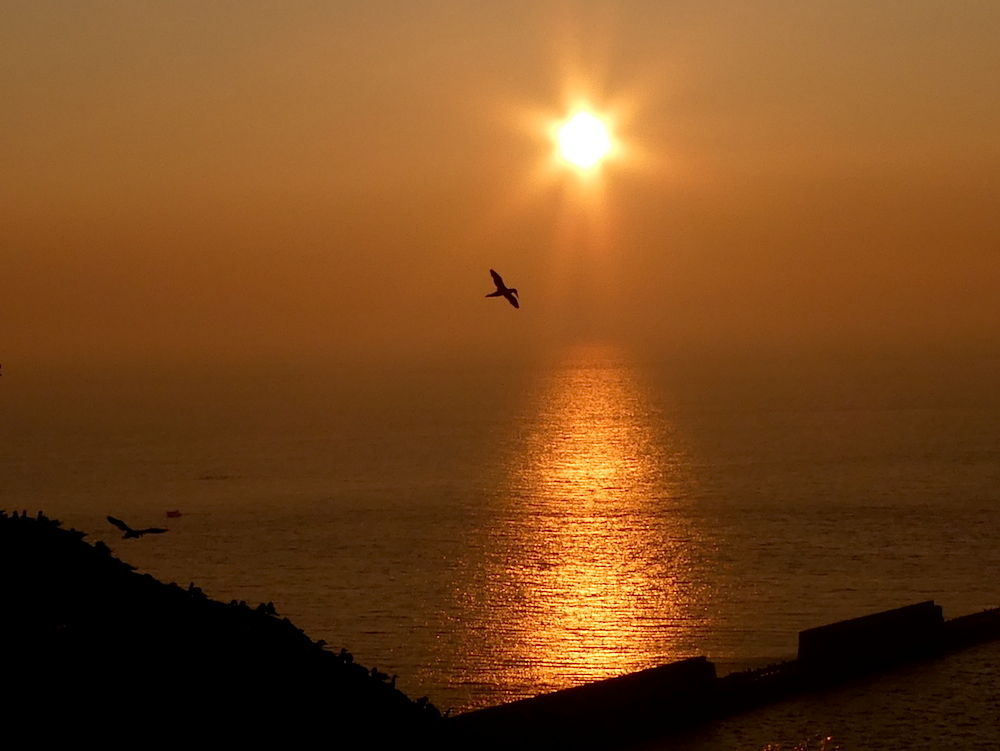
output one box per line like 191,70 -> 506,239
486,269 -> 519,309
107,516 -> 168,539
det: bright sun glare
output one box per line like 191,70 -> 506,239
557,112 -> 611,169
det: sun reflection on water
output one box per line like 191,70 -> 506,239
462,344 -> 706,706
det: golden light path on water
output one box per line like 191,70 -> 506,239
460,344 -> 709,707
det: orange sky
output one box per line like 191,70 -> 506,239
3,1 -> 999,366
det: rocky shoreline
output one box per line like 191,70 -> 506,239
2,510 -> 442,742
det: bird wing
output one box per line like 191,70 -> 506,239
505,292 -> 519,309
138,527 -> 168,535
490,269 -> 504,288
107,516 -> 132,533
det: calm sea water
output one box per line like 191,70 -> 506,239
3,345 -> 999,731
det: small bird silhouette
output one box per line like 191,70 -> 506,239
107,516 -> 168,539
486,269 -> 519,308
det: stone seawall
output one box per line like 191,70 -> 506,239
450,600 -> 1000,749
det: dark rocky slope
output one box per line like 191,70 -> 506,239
2,510 -> 441,743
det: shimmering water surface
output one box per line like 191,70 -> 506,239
3,346 -> 999,723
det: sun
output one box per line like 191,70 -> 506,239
557,112 -> 612,169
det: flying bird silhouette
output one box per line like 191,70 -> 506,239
486,269 -> 519,308
107,516 -> 168,539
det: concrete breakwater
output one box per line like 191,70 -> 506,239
450,600 -> 1000,749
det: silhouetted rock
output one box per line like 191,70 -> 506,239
1,511 -> 442,743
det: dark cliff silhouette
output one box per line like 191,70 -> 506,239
2,510 -> 441,743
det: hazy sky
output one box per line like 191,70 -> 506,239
3,1 -> 999,366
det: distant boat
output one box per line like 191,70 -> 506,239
166,510 -> 182,518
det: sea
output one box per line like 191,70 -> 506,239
3,344 -> 999,747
